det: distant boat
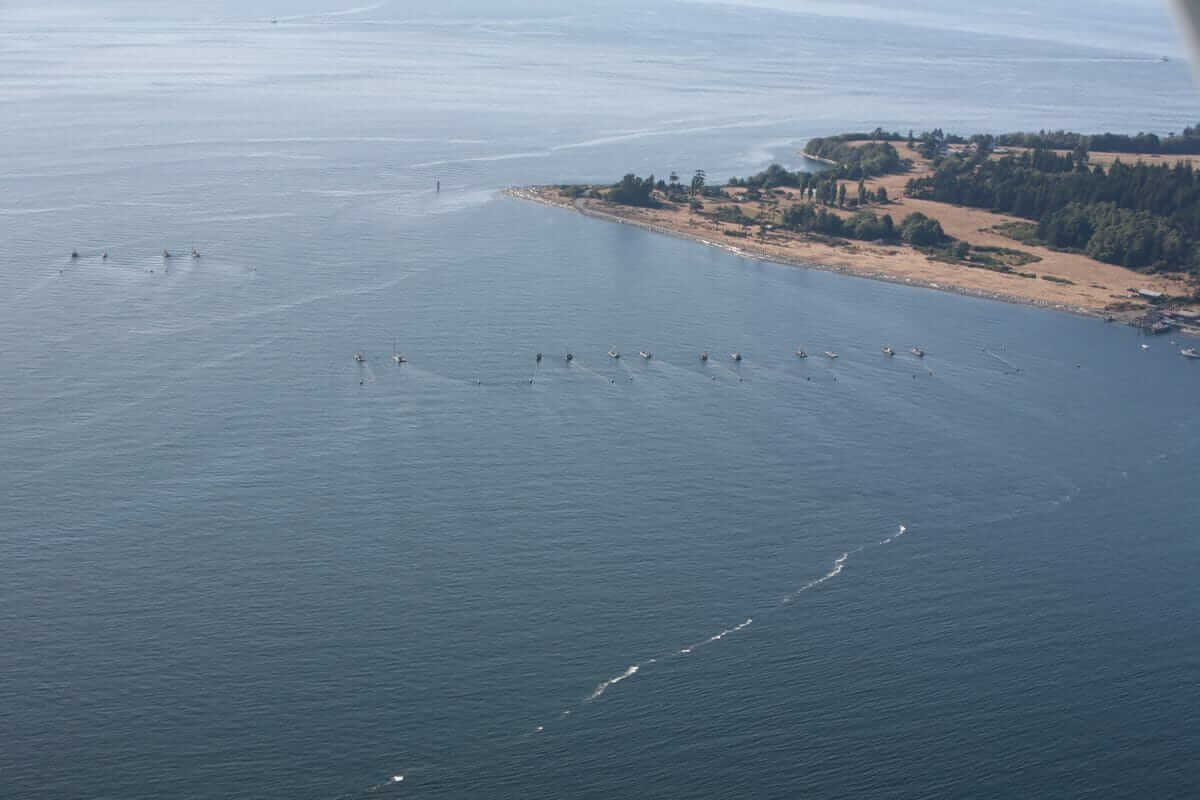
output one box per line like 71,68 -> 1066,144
700,351 -> 709,361
191,248 -> 201,259
730,352 -> 742,362
882,346 -> 895,356
70,250 -> 79,259
1141,344 -> 1151,350
163,249 -> 172,259
1182,347 -> 1199,359
354,351 -> 366,363
824,351 -> 838,359
566,352 -> 574,362
101,252 -> 108,260
391,339 -> 407,364
608,349 -> 620,359
1161,55 -> 1170,62
795,349 -> 808,358
639,350 -> 652,360
911,346 -> 925,357
536,352 -> 543,364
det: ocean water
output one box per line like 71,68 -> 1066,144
3,2 -> 1200,798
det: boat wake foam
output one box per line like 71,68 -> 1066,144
588,664 -> 639,700
346,522 -> 909,795
879,524 -> 906,545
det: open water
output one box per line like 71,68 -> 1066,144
3,1 -> 1199,798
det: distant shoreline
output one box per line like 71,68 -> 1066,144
503,187 -> 1106,321
503,140 -> 1199,334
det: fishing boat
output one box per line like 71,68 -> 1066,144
882,346 -> 895,356
354,351 -> 366,363
700,351 -> 709,361
795,349 -> 808,358
823,351 -> 838,359
1182,347 -> 1200,359
608,349 -> 620,359
911,346 -> 925,357
730,352 -> 742,362
639,351 -> 652,360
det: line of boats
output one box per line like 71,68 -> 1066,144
355,343 -> 1200,365
69,248 -> 202,260
795,345 -> 923,359
354,344 -> 927,364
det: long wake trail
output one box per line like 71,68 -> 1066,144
339,523 -> 910,795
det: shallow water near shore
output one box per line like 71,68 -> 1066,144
3,2 -> 1200,799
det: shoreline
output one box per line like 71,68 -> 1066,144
504,187 -> 1118,322
500,139 -> 1200,333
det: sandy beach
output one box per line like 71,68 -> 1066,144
506,143 -> 1199,322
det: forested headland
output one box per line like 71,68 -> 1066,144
801,133 -> 910,179
906,141 -> 1200,273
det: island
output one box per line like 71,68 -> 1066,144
507,127 -> 1200,335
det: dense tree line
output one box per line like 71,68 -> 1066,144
812,128 -> 905,143
803,137 -> 909,179
607,173 -> 659,207
726,164 -> 889,206
780,203 -> 945,246
905,150 -> 1200,271
994,123 -> 1200,155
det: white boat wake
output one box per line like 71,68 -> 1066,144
349,523 -> 911,794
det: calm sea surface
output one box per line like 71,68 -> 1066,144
3,2 -> 1200,798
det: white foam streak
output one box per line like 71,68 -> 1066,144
588,664 -> 639,701
708,617 -> 753,643
783,552 -> 849,603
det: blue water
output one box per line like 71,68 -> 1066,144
3,2 -> 1200,798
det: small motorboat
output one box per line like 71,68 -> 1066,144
639,351 -> 652,360
536,352 -> 543,364
191,248 -> 201,259
730,352 -> 742,362
608,349 -> 620,359
566,352 -> 574,362
354,351 -> 366,363
70,250 -> 79,259
911,346 -> 925,357
824,351 -> 838,359
796,349 -> 808,358
1182,347 -> 1199,359
1141,344 -> 1151,351
163,249 -> 172,259
700,351 -> 709,361
101,252 -> 108,260
882,346 -> 895,356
